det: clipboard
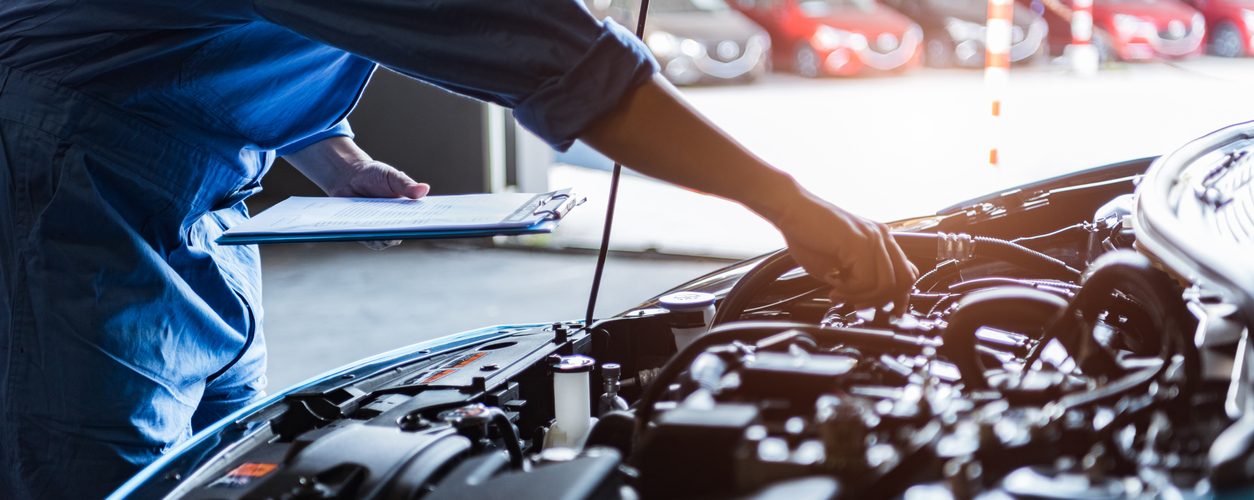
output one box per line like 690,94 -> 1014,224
216,189 -> 583,246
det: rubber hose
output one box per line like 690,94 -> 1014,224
941,287 -> 1069,389
892,232 -> 1083,279
1029,251 -> 1197,387
711,250 -> 798,327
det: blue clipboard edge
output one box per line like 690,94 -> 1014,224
215,220 -> 558,246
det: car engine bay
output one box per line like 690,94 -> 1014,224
129,124 -> 1254,499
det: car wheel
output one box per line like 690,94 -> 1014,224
795,45 -> 821,77
1211,22 -> 1247,58
924,38 -> 955,68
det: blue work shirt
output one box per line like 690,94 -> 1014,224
0,1 -> 656,497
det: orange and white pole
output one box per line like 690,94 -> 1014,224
1069,0 -> 1099,75
985,0 -> 1012,167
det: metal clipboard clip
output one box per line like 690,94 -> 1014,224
531,189 -> 586,221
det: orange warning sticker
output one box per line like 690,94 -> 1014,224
420,369 -> 458,384
210,462 -> 278,488
418,352 -> 489,384
228,463 -> 278,478
455,352 -> 487,368
408,350 -> 491,385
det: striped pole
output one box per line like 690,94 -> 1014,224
1069,0 -> 1099,75
985,0 -> 1012,167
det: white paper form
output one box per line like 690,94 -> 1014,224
226,193 -> 549,236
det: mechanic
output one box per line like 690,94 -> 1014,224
0,0 -> 917,496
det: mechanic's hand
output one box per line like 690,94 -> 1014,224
324,159 -> 430,200
770,189 -> 918,312
326,160 -> 429,251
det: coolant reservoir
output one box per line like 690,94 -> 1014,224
545,354 -> 596,449
658,291 -> 717,350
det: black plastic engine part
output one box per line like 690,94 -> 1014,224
737,351 -> 857,403
245,424 -> 471,499
940,287 -> 1068,389
633,404 -> 761,498
1027,251 -> 1197,385
732,476 -> 841,499
584,410 -> 637,457
426,448 -> 623,500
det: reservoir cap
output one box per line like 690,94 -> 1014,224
549,354 -> 596,374
658,291 -> 716,311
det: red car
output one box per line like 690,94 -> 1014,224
1032,0 -> 1206,61
732,0 -> 923,76
1183,0 -> 1254,56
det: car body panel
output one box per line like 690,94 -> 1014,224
733,0 -> 924,75
1184,0 -> 1254,56
884,0 -> 1050,67
1031,0 -> 1206,60
588,0 -> 772,84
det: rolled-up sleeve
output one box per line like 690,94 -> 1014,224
251,0 -> 659,151
276,119 -> 354,156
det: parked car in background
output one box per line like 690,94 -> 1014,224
884,0 -> 1050,66
732,0 -> 923,76
1183,0 -> 1254,56
1030,0 -> 1206,61
588,0 -> 772,85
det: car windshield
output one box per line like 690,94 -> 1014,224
799,0 -> 877,15
649,0 -> 733,12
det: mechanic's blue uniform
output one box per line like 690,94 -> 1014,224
0,1 -> 656,496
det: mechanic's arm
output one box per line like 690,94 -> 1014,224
284,135 -> 429,199
581,76 -> 917,304
252,0 -> 914,303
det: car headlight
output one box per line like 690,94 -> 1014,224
647,31 -> 679,58
1112,14 -> 1153,37
1243,10 -> 1254,31
944,18 -> 986,42
813,25 -> 868,51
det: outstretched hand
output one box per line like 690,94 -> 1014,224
283,137 -> 430,251
770,189 -> 918,313
324,159 -> 430,200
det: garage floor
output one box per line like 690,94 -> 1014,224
259,241 -> 726,389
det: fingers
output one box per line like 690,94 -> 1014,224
384,167 -> 430,199
832,224 -> 895,303
825,224 -> 917,314
881,226 -> 919,315
775,195 -> 917,314
360,239 -> 402,251
345,161 -> 431,198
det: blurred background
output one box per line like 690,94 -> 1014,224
256,0 -> 1254,390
